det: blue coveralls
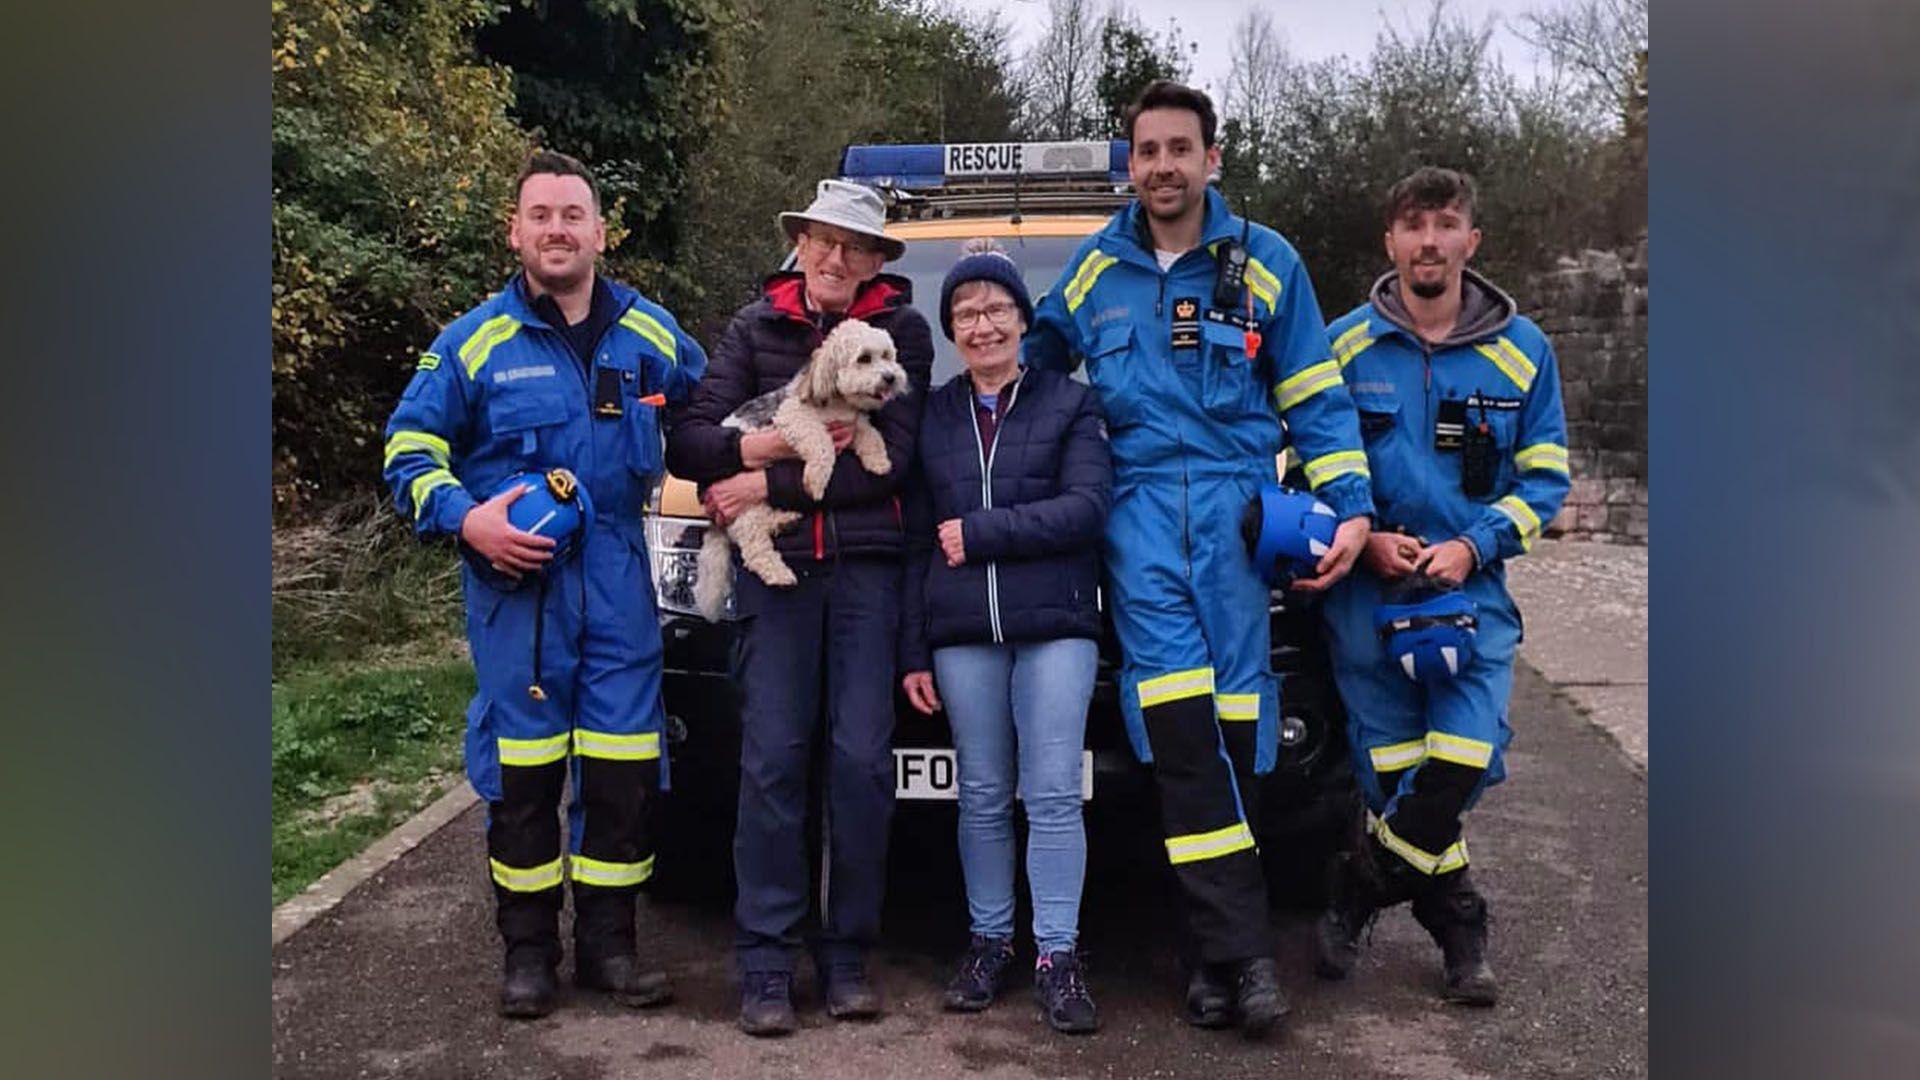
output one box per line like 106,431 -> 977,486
1026,189 -> 1374,962
1321,272 -> 1569,881
382,274 -> 706,956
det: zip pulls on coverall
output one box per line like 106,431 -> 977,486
523,289 -> 640,700
967,374 -> 1025,643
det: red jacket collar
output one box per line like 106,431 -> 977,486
761,271 -> 910,323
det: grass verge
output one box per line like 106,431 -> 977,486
272,654 -> 474,905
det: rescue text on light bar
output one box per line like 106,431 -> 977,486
945,141 -> 1113,177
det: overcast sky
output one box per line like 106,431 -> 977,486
977,0 -> 1559,99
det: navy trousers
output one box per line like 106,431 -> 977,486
730,556 -> 900,974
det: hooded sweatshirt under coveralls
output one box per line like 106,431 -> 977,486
1321,268 -> 1570,879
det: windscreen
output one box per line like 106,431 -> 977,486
887,235 -> 1085,385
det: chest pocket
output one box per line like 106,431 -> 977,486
1352,393 -> 1401,440
597,353 -> 663,477
486,384 -> 571,463
1082,321 -> 1139,430
1200,320 -> 1258,420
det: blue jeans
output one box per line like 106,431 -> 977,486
932,637 -> 1097,955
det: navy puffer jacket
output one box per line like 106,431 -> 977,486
664,271 -> 934,560
899,367 -> 1112,671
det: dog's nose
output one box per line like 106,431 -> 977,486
881,371 -> 897,387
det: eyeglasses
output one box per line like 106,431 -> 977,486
952,301 -> 1020,330
804,233 -> 883,260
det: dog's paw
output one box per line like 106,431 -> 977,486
760,562 -> 797,587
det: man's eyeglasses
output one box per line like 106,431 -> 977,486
952,301 -> 1021,330
805,233 -> 883,260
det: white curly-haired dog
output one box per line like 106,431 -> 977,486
695,318 -> 908,621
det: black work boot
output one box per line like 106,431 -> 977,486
575,952 -> 673,1008
1183,962 -> 1234,1029
1232,956 -> 1288,1038
1314,851 -> 1380,980
943,935 -> 1016,1012
1033,949 -> 1100,1034
738,971 -> 797,1037
499,943 -> 560,1019
820,956 -> 882,1020
573,889 -> 673,1007
1412,874 -> 1498,1006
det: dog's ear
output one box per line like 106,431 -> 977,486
804,349 -> 838,405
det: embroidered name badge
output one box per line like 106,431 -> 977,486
494,364 -> 558,384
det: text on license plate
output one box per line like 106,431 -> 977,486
894,749 -> 1093,801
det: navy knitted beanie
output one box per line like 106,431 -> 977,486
938,239 -> 1034,341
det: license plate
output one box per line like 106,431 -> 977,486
893,749 -> 1093,801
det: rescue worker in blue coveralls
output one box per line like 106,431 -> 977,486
382,151 -> 707,1019
1312,167 -> 1570,1006
1025,81 -> 1375,1037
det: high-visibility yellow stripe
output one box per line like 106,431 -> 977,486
1137,667 -> 1215,709
1514,442 -> 1571,476
408,468 -> 459,521
1215,693 -> 1260,722
570,854 -> 655,888
460,315 -> 522,379
1061,249 -> 1109,300
490,856 -> 564,892
1493,495 -> 1542,550
416,352 -> 442,372
572,729 -> 661,762
383,430 -> 451,468
1274,359 -> 1344,412
1165,821 -> 1257,865
1245,256 -> 1281,310
498,733 -> 569,767
1372,817 -> 1445,875
1336,335 -> 1377,368
1064,252 -> 1118,312
1426,731 -> 1495,769
1303,449 -> 1370,489
1331,320 -> 1371,355
619,309 -> 677,363
1369,738 -> 1427,772
1473,336 -> 1536,393
1435,839 -> 1470,874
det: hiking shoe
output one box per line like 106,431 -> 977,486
737,971 -> 796,1036
943,935 -> 1016,1012
1183,962 -> 1235,1029
1033,950 -> 1099,1034
821,958 -> 882,1020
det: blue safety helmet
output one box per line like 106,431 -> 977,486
1375,578 -> 1478,683
1241,484 -> 1339,586
462,468 -> 594,591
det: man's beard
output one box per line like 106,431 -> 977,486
526,257 -> 589,294
1409,277 -> 1447,300
1144,182 -> 1199,223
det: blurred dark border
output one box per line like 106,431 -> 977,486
3,0 -> 1917,1074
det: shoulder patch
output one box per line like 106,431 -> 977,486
416,352 -> 441,372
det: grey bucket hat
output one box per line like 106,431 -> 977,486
777,179 -> 905,262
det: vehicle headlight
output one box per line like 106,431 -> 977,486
646,514 -> 736,620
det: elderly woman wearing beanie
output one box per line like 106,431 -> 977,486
899,238 -> 1113,1034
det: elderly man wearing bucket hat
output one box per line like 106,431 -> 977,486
666,179 -> 932,1036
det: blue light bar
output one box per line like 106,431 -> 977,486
838,141 -> 1131,191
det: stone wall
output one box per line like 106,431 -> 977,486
1524,238 -> 1648,543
